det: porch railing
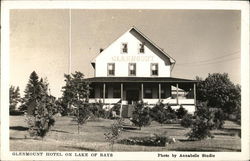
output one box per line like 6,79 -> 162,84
89,98 -> 194,105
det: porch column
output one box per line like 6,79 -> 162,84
141,83 -> 144,100
103,83 -> 106,104
121,83 -> 123,100
86,83 -> 89,103
176,83 -> 179,105
158,83 -> 161,100
194,83 -> 196,107
120,83 -> 123,118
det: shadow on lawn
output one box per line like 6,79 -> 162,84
213,128 -> 241,137
164,127 -> 185,130
10,137 -> 32,140
213,132 -> 236,136
61,146 -> 95,151
178,139 -> 196,142
91,125 -> 109,129
51,129 -> 72,134
10,126 -> 28,131
223,128 -> 240,134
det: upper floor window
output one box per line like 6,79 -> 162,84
129,63 -> 136,76
139,43 -> 145,53
107,63 -> 115,76
151,63 -> 158,76
121,43 -> 128,53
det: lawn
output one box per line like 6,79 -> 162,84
9,115 -> 241,151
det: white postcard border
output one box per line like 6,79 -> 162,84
1,1 -> 249,160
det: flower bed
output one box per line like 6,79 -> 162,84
118,134 -> 173,147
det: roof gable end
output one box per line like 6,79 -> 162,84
91,27 -> 176,65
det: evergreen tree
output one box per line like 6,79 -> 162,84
25,75 -> 56,138
20,71 -> 41,112
9,86 -> 21,112
131,101 -> 151,130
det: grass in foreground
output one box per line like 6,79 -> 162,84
9,115 -> 241,151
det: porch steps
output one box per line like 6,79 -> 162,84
121,104 -> 135,118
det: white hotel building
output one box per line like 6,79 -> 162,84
85,27 -> 197,117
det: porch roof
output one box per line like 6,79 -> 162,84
84,77 -> 197,83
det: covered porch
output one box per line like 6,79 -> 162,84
85,77 -> 197,110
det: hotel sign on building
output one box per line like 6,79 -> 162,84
85,27 -> 197,117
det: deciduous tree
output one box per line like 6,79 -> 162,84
196,73 -> 241,115
61,71 -> 91,133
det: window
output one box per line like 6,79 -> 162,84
121,43 -> 128,53
100,86 -> 108,98
128,63 -> 136,76
161,89 -> 165,98
157,89 -> 165,99
151,63 -> 158,76
107,63 -> 115,76
144,88 -> 152,98
139,43 -> 145,53
113,87 -> 121,98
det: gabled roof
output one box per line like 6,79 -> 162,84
91,26 -> 176,65
130,26 -> 176,64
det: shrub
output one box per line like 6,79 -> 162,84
111,104 -> 121,116
165,105 -> 177,119
72,102 -> 91,133
165,112 -> 177,120
9,110 -> 24,116
187,117 -> 213,140
88,102 -> 105,119
118,133 -> 174,147
108,104 -> 121,119
25,100 -> 55,138
163,118 -> 181,124
186,102 -> 215,140
180,114 -> 193,128
235,107 -> 241,125
131,101 -> 151,129
213,108 -> 225,129
104,118 -> 124,151
176,105 -> 188,119
166,105 -> 175,113
149,102 -> 167,124
150,102 -> 177,124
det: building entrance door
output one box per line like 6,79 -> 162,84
126,90 -> 139,104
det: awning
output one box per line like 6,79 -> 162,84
84,77 -> 197,83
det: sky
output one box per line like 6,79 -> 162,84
10,9 -> 241,97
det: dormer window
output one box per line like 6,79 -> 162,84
139,43 -> 145,53
107,63 -> 115,76
121,43 -> 128,53
151,63 -> 158,76
129,63 -> 136,76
